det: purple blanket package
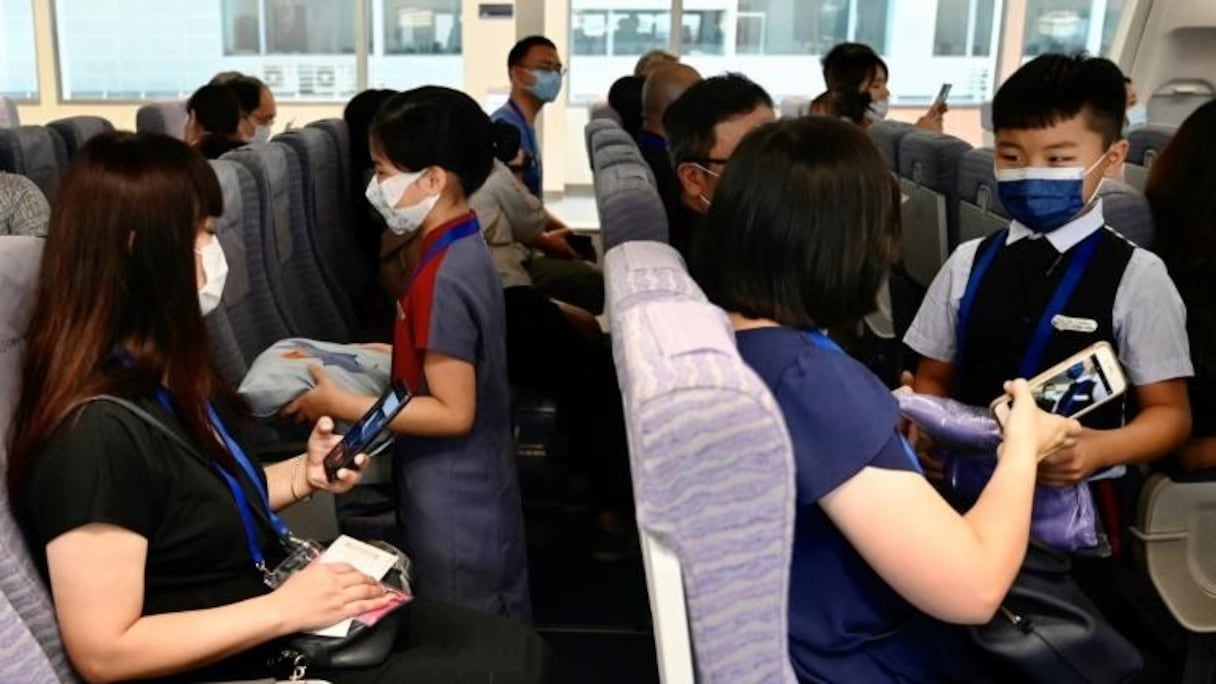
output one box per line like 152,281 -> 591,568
895,391 -> 1102,552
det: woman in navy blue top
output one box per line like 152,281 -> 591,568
689,117 -> 1081,683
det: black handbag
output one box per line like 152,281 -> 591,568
968,543 -> 1142,684
88,396 -> 407,673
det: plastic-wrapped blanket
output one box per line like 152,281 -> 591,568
894,391 -> 1102,553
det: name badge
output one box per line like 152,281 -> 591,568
1051,315 -> 1098,334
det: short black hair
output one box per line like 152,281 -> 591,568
371,86 -> 495,197
186,84 -> 241,136
210,72 -> 264,115
691,117 -> 900,330
813,87 -> 873,126
664,73 -> 773,165
508,35 -> 557,69
607,75 -> 645,139
993,53 -> 1126,147
822,42 -> 887,92
344,88 -> 398,174
491,120 -> 522,164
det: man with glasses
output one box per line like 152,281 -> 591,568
493,35 -> 565,199
663,73 -> 775,261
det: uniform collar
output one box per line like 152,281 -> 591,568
422,211 -> 478,250
1006,199 -> 1106,253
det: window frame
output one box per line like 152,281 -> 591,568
1,0 -> 41,103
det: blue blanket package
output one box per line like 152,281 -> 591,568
895,391 -> 1103,553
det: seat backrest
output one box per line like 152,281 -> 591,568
0,127 -> 68,205
593,144 -> 646,173
0,96 -> 18,128
898,130 -> 972,249
956,147 -> 1009,243
0,237 -> 78,683
1098,181 -> 1155,249
868,120 -> 917,171
1126,125 -> 1177,171
595,163 -> 666,252
604,241 -> 707,316
585,118 -> 624,164
1132,473 -> 1216,634
592,127 -> 639,155
779,96 -> 810,119
589,100 -> 624,126
305,119 -> 352,218
46,117 -> 114,161
222,144 -> 351,343
208,159 -> 293,364
609,290 -> 797,683
275,128 -> 366,327
134,101 -> 188,140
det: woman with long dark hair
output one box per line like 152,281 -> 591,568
10,132 -> 550,683
1147,100 -> 1216,471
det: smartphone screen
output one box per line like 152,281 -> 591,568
568,234 -> 597,263
323,382 -> 412,481
934,83 -> 952,108
1029,353 -> 1114,417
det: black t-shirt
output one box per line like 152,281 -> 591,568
19,396 -> 287,681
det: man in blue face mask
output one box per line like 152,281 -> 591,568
492,35 -> 564,199
904,54 -> 1193,664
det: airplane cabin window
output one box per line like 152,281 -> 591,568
1022,0 -> 1127,58
0,0 -> 38,100
368,0 -> 464,91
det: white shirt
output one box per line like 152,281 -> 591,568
904,200 -> 1194,386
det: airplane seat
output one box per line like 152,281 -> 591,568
221,144 -> 351,344
0,126 -> 68,205
305,119 -> 352,216
208,159 -> 293,364
134,101 -> 188,140
585,118 -> 625,169
46,116 -> 114,160
593,144 -> 647,173
779,96 -> 811,119
608,282 -> 797,683
589,99 -> 624,126
594,162 -> 665,252
0,96 -> 19,128
956,147 -> 1009,244
867,120 -> 917,172
603,241 -> 707,317
1124,124 -> 1178,192
275,128 -> 367,332
0,236 -> 79,683
1131,473 -> 1216,682
1098,180 -> 1155,249
591,127 -> 640,156
897,130 -> 972,287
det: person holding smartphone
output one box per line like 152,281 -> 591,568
690,116 -> 1080,681
285,87 -> 531,622
9,132 -> 551,683
821,42 -> 947,131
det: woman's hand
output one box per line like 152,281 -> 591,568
916,102 -> 947,132
1001,380 -> 1082,462
302,416 -> 367,495
269,562 -> 392,633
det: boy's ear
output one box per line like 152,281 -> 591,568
1103,139 -> 1130,179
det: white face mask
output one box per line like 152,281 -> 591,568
195,237 -> 228,317
866,99 -> 890,122
1125,103 -> 1148,131
251,124 -> 272,143
365,170 -> 439,236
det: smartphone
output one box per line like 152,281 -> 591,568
991,342 -> 1127,426
323,381 -> 412,482
568,233 -> 597,263
933,83 -> 953,109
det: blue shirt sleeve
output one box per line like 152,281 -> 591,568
774,350 -> 922,503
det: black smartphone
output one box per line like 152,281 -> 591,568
568,234 -> 597,263
323,381 -> 412,482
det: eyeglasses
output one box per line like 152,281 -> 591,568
520,64 -> 567,76
682,157 -> 729,167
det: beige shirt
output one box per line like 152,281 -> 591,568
469,160 -> 546,289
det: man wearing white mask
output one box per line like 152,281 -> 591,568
210,72 -> 277,143
492,36 -> 563,199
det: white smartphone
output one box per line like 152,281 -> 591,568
991,341 -> 1127,426
933,83 -> 953,109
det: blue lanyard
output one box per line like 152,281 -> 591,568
155,389 -> 290,572
401,218 -> 481,300
957,228 -> 1104,378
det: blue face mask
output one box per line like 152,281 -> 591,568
995,155 -> 1108,233
526,69 -> 563,103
